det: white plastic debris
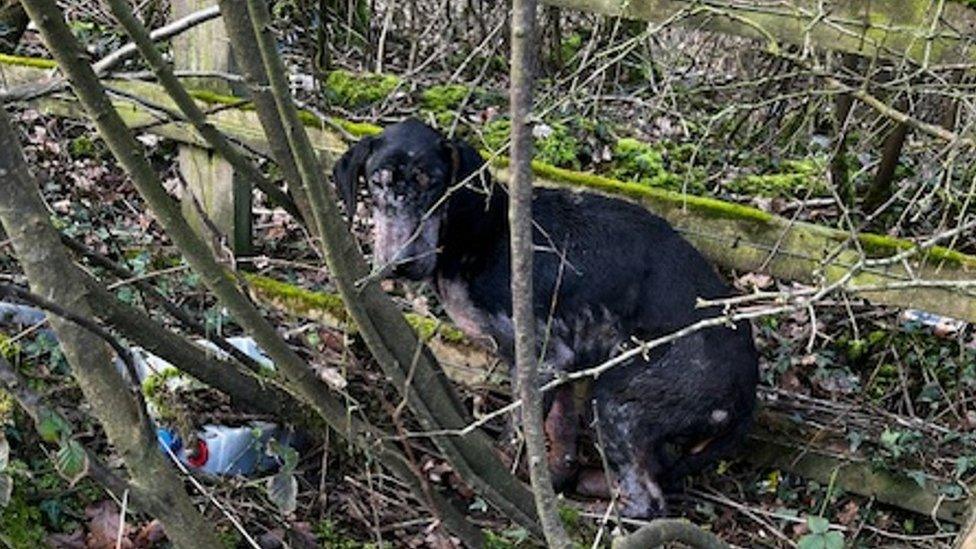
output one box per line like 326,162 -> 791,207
900,309 -> 966,338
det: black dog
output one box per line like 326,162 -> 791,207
333,119 -> 759,517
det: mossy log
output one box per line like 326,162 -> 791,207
246,272 -> 973,525
2,59 -> 976,322
541,0 -> 976,66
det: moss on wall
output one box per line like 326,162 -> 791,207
244,274 -> 467,344
421,84 -> 471,112
0,53 -> 57,69
726,158 -> 827,197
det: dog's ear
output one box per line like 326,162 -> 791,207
333,136 -> 375,224
441,137 -> 486,186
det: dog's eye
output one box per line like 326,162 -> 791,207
415,170 -> 430,188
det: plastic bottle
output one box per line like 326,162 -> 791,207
156,422 -> 299,476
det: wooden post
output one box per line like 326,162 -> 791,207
171,0 -> 252,255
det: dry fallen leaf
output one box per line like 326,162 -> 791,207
837,500 -> 860,525
85,500 -> 132,549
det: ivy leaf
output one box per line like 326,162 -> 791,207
797,516 -> 843,549
797,535 -> 827,549
38,410 -> 71,444
55,440 -> 89,486
266,470 -> 297,515
0,473 -> 11,508
823,531 -> 844,549
807,516 -> 830,534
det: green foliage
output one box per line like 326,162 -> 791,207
0,482 -> 46,549
560,33 -> 584,64
266,440 -> 299,515
484,527 -> 531,548
878,427 -> 922,460
558,505 -> 580,529
54,440 -> 88,487
421,84 -> 471,112
481,119 -> 582,169
797,516 -> 844,549
37,409 -> 70,444
324,70 -> 400,108
68,136 -> 97,159
727,159 -> 827,198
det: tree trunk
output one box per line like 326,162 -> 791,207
508,0 -> 572,546
0,107 -> 222,549
864,118 -> 909,214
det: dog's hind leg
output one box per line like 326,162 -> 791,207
545,384 -> 581,491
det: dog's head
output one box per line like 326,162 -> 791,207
333,119 -> 482,280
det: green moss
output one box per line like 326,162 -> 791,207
559,33 -> 584,64
0,53 -> 58,69
609,137 -> 703,193
0,487 -> 46,548
851,232 -> 976,269
141,368 -> 181,400
536,123 -> 581,169
324,70 -> 400,108
68,136 -> 97,159
244,274 -> 349,324
246,274 -> 468,344
491,155 -> 776,224
0,333 -> 19,360
187,88 -> 383,137
330,118 -> 383,137
482,119 -> 582,169
404,313 -> 467,344
727,158 -> 827,197
141,368 -> 182,423
481,118 -> 511,152
421,84 -> 471,112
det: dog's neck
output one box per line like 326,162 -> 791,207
436,177 -> 508,277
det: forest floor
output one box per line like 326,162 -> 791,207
1,1 -> 975,547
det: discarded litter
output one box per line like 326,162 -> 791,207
157,422 -> 300,476
900,309 -> 966,338
127,336 -> 299,477
0,304 -> 302,477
